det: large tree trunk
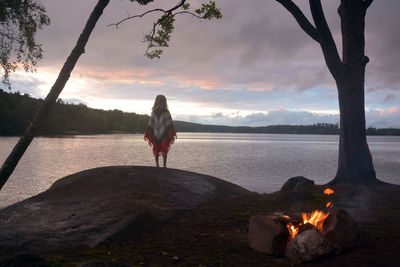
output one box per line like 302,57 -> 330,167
329,0 -> 378,184
276,0 -> 378,184
0,0 -> 110,190
331,76 -> 377,184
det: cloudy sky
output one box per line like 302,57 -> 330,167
6,0 -> 400,128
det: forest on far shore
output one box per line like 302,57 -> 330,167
1,89 -> 399,136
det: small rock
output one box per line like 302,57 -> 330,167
248,215 -> 289,256
322,208 -> 358,254
281,176 -> 314,192
285,227 -> 332,262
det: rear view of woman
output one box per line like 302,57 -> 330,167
144,95 -> 177,168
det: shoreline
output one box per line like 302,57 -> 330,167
1,167 -> 399,266
1,131 -> 400,137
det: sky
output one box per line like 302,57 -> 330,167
5,0 -> 400,128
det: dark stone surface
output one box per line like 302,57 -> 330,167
78,259 -> 131,267
0,254 -> 49,267
322,208 -> 358,254
0,166 -> 250,254
281,176 -> 315,192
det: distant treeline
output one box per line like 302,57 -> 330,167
176,121 -> 400,135
1,89 -> 399,136
0,89 -> 149,135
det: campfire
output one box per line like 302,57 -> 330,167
285,188 -> 334,240
248,188 -> 358,262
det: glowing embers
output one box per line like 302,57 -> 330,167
323,188 -> 335,195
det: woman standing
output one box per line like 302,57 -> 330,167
144,95 -> 177,167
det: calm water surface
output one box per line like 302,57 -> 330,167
0,133 -> 399,208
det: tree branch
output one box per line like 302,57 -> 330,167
174,10 -> 203,19
143,14 -> 172,56
142,10 -> 204,56
108,9 -> 165,28
109,0 -> 221,58
275,0 -> 320,43
107,7 -> 202,28
309,0 -> 343,77
108,0 -> 186,28
108,0 -> 187,57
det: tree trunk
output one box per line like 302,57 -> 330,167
330,76 -> 377,184
276,0 -> 378,184
329,0 -> 378,184
0,0 -> 110,190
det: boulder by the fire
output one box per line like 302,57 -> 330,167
248,215 -> 289,256
322,208 -> 358,254
281,176 -> 314,192
285,226 -> 332,262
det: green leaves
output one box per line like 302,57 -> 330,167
145,13 -> 175,59
140,1 -> 222,59
195,1 -> 222,20
0,0 -> 50,89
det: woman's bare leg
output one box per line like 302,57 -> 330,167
162,153 -> 167,168
155,154 -> 160,167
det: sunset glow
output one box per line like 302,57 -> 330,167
5,0 -> 400,128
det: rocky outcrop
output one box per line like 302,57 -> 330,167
0,166 -> 250,254
281,176 -> 315,192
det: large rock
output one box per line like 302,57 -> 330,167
281,176 -> 314,192
248,214 -> 289,256
0,166 -> 250,253
322,208 -> 358,254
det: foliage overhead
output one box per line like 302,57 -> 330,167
111,0 -> 222,58
0,0 -> 50,89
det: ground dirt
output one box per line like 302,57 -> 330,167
43,182 -> 400,266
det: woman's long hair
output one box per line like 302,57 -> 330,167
152,95 -> 168,112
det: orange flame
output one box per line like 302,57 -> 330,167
287,223 -> 299,239
286,188 -> 335,240
324,188 -> 334,195
302,210 -> 330,231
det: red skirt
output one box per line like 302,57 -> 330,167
144,127 -> 177,155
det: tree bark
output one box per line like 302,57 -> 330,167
329,0 -> 377,184
0,0 -> 110,190
331,77 -> 377,184
276,0 -> 378,184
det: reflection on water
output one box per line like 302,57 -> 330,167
0,133 -> 399,208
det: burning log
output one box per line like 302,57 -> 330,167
285,225 -> 332,262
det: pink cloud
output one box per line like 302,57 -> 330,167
367,106 -> 400,128
379,106 -> 400,115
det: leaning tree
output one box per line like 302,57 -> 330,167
275,0 -> 378,184
0,0 -> 221,190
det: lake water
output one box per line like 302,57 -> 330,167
0,133 -> 399,208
